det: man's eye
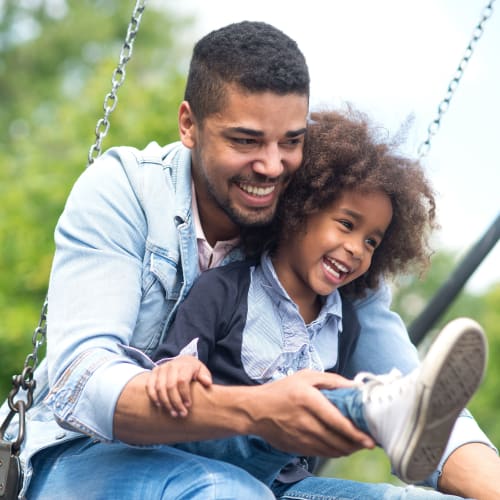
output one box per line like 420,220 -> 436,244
232,138 -> 256,145
280,137 -> 302,147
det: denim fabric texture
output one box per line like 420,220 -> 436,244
174,388 -> 367,487
0,141 -> 492,498
271,476 -> 467,499
173,388 -> 467,499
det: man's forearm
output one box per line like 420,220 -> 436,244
114,372 -> 252,444
439,442 -> 500,499
114,370 -> 374,457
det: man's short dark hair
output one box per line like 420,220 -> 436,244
184,21 -> 310,121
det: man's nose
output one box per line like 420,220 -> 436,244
251,144 -> 283,179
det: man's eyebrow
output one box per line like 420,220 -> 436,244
227,127 -> 264,137
286,127 -> 307,137
226,127 -> 307,137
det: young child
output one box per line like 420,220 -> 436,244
133,109 -> 487,487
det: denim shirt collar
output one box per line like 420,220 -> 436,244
259,251 -> 343,331
161,143 -> 245,268
161,142 -> 193,224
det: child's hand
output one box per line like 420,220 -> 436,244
146,355 -> 212,418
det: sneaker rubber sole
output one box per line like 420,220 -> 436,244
393,317 -> 487,483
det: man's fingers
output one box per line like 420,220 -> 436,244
301,381 -> 374,448
314,403 -> 375,453
248,370 -> 375,457
299,369 -> 356,390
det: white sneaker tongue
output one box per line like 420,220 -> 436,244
362,370 -> 418,452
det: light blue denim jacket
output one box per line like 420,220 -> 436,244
0,141 -> 493,496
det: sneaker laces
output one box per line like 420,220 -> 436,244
355,368 -> 420,458
354,368 -> 417,404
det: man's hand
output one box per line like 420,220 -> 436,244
145,356 -> 212,417
116,368 -> 374,458
244,369 -> 375,457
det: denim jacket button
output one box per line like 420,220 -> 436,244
55,432 -> 66,439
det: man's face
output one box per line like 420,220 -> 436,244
179,84 -> 308,243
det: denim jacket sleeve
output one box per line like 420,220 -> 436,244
346,281 -> 497,488
44,143 -> 186,442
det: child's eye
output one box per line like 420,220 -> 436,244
365,238 -> 378,249
339,220 -> 353,230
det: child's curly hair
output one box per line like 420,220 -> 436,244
244,108 -> 438,298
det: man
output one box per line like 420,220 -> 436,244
3,20 -> 499,499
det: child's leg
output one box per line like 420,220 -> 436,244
320,386 -> 371,434
322,318 -> 487,485
174,435 -> 294,486
172,388 -> 377,488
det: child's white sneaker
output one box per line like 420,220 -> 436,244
356,317 -> 487,484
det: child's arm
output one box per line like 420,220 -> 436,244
146,355 -> 212,417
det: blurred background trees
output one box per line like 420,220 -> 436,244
1,0 -> 498,485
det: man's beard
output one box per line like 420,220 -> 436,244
204,172 -> 285,228
208,184 -> 276,228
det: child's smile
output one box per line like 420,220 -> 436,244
273,189 -> 393,320
322,256 -> 352,284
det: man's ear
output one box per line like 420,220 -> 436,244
178,101 -> 196,149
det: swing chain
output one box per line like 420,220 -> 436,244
1,1 -> 148,457
418,0 -> 496,158
87,0 -> 147,166
1,298 -> 46,454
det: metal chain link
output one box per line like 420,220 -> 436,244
87,0 -> 147,166
1,1 -> 148,454
418,0 -> 496,158
0,299 -> 46,452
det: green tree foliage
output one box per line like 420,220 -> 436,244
467,283 -> 500,443
0,0 -> 191,398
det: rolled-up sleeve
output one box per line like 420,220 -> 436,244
45,350 -> 147,441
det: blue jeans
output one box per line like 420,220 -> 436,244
272,476 -> 466,499
177,388 -> 465,499
176,388 -> 368,486
26,437 -> 274,499
27,388 -> 464,499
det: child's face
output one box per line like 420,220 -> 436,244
274,189 -> 393,301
